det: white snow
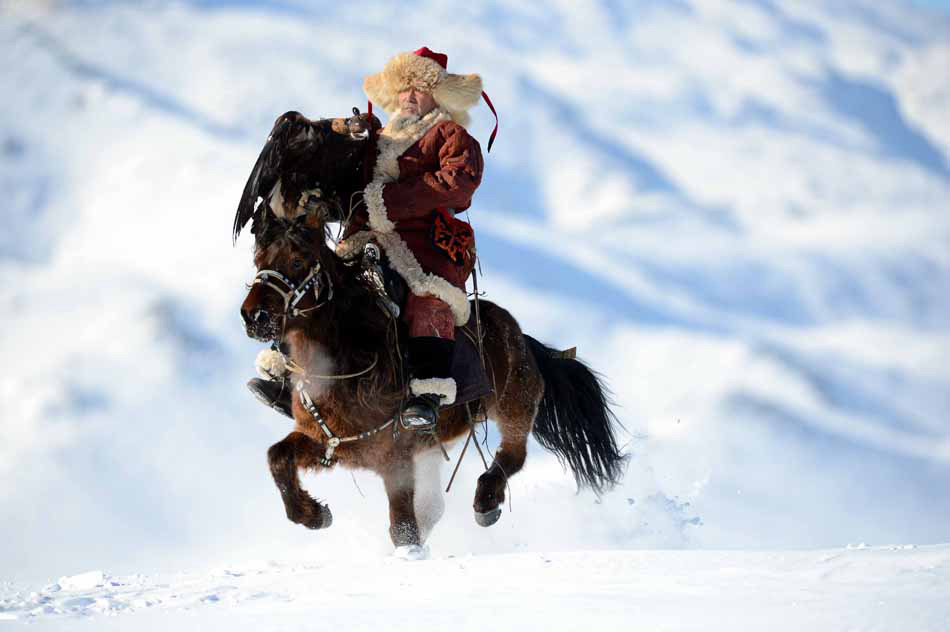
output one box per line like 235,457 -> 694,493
56,571 -> 107,592
2,546 -> 948,630
1,0 -> 949,627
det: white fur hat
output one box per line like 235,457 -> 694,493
364,47 -> 484,127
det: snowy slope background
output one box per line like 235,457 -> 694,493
1,0 -> 948,615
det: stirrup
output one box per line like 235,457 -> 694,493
399,394 -> 441,430
247,377 -> 293,419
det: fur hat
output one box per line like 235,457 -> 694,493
364,47 -> 483,127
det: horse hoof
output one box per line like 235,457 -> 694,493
320,504 -> 333,528
300,504 -> 332,530
393,544 -> 430,561
474,507 -> 501,527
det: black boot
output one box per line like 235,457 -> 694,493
400,337 -> 455,430
400,393 -> 441,429
247,377 -> 293,419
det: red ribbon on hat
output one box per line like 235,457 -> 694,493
480,90 -> 498,153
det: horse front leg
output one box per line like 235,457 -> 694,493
267,431 -> 333,530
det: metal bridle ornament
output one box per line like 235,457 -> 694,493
251,261 -> 333,320
296,381 -> 394,466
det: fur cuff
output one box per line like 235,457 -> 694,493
410,377 -> 457,405
334,230 -> 374,260
255,348 -> 288,380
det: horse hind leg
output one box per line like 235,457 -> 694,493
267,431 -> 333,529
474,326 -> 543,527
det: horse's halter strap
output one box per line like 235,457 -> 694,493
296,381 -> 395,466
252,262 -> 333,319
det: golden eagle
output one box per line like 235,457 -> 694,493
232,108 -> 380,242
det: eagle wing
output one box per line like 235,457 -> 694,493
232,111 -> 312,243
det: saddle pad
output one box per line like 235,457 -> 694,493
449,318 -> 492,409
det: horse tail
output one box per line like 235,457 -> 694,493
524,335 -> 628,495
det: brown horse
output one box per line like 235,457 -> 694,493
240,206 -> 626,552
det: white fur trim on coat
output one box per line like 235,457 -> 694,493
334,228 -> 471,325
352,106 -> 472,326
376,109 -> 453,183
334,230 -> 374,260
363,180 -> 395,233
410,376 -> 457,405
376,230 -> 471,325
364,108 -> 452,234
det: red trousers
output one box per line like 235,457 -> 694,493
404,294 -> 456,340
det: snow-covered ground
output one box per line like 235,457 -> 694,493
3,545 -> 949,630
1,0 -> 948,627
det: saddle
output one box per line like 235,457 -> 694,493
357,243 -> 491,409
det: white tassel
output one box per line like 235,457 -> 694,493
255,348 -> 289,380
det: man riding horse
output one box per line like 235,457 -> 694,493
250,46 -> 491,428
239,53 -> 625,542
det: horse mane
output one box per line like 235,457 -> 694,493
254,214 -> 329,257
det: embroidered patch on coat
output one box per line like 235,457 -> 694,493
432,209 -> 473,265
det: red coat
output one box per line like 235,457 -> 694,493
343,119 -> 484,293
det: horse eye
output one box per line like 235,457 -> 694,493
291,259 -> 304,271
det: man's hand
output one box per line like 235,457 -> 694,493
298,187 -> 327,215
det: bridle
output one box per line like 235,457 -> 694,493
251,260 -> 334,321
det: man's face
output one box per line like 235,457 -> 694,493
397,88 -> 437,117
